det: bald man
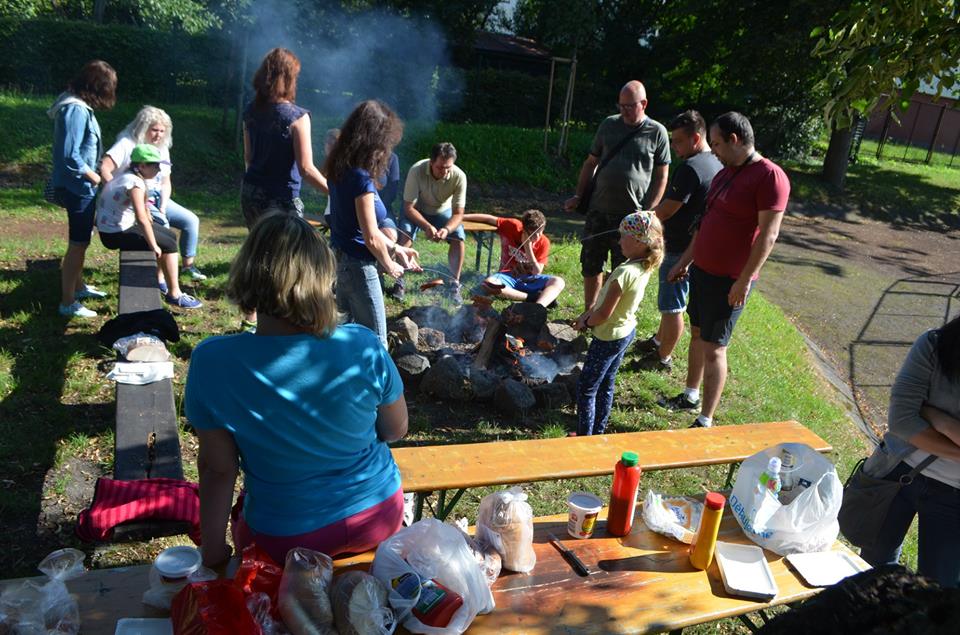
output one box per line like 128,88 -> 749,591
565,80 -> 670,310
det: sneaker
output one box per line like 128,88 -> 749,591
632,355 -> 673,373
386,280 -> 406,301
158,280 -> 169,295
182,265 -> 207,281
59,301 -> 97,318
633,335 -> 659,355
165,293 -> 203,309
74,284 -> 107,300
658,392 -> 701,411
448,281 -> 463,306
689,418 -> 711,428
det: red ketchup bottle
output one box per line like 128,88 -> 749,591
607,451 -> 642,536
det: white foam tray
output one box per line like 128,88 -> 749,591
715,541 -> 778,600
786,550 -> 870,587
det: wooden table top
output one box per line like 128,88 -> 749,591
393,420 -> 831,494
1,506 -> 864,634
462,220 -> 497,232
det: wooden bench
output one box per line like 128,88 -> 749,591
1,503 -> 865,634
111,251 -> 187,540
393,420 -> 830,521
462,220 -> 497,275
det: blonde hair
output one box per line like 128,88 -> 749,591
120,105 -> 173,150
629,215 -> 665,272
226,213 -> 339,336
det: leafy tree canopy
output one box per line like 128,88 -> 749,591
813,0 -> 960,129
0,0 -> 248,33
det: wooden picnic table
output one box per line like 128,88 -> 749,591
394,420 -> 831,520
0,505 -> 866,634
462,220 -> 497,275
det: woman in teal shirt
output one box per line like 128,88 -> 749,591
185,213 -> 408,567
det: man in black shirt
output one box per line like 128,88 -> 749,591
633,111 -> 721,396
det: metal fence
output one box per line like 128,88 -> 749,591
860,97 -> 960,168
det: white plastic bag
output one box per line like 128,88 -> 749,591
370,518 -> 494,635
278,548 -> 336,635
475,487 -> 536,573
640,491 -> 703,544
729,443 -> 842,555
0,548 -> 86,634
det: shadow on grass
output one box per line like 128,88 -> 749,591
849,271 -> 960,440
786,163 -> 960,230
0,259 -> 114,575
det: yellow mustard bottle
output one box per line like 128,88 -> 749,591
689,492 -> 726,570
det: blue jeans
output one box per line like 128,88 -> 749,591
151,198 -> 200,259
335,250 -> 388,346
398,207 -> 465,241
859,461 -> 960,587
576,329 -> 635,436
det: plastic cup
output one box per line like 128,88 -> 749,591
154,546 -> 202,583
567,491 -> 604,539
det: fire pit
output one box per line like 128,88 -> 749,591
387,302 -> 587,414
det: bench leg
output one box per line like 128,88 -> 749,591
435,488 -> 466,521
724,463 -> 739,489
484,234 -> 493,275
414,493 -> 427,522
736,610 -> 769,633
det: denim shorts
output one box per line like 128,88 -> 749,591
687,264 -> 750,346
56,187 -> 97,245
657,251 -> 690,313
487,272 -> 552,294
398,207 -> 465,241
241,181 -> 304,228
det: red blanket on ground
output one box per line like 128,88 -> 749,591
76,477 -> 201,543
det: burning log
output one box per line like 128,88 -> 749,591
473,317 -> 504,370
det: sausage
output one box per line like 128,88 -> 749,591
419,279 -> 445,291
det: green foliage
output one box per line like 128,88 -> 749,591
813,0 -> 960,129
0,0 -> 241,34
0,18 -> 231,105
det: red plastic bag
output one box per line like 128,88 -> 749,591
171,579 -> 261,635
234,544 -> 284,621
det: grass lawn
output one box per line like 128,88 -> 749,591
0,91 -> 886,630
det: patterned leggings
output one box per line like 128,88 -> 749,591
576,330 -> 635,436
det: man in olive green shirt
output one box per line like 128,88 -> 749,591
397,142 -> 467,303
564,80 -> 670,310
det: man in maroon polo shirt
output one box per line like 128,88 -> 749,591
659,111 -> 790,428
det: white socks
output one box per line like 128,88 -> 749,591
683,387 -> 700,402
695,415 -> 713,427
652,336 -> 661,347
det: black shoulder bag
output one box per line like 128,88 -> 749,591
576,123 -> 647,215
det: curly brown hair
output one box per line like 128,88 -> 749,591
521,209 -> 546,233
68,60 -> 117,110
323,100 -> 403,183
253,48 -> 301,110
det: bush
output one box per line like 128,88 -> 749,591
0,18 -> 230,106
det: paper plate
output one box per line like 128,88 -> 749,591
115,618 -> 173,635
154,546 -> 201,578
786,550 -> 870,587
715,541 -> 778,601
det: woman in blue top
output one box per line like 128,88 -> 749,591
325,100 -> 420,344
325,100 -> 420,345
185,213 -> 409,567
241,48 -> 329,329
48,60 -> 116,318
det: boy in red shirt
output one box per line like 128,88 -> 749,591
462,209 -> 565,307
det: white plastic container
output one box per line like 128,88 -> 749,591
714,542 -> 778,600
566,491 -> 603,539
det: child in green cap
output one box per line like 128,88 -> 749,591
96,143 -> 201,308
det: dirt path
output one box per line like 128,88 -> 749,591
759,207 -> 960,439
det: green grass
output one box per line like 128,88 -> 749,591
0,91 -> 885,630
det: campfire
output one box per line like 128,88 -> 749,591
387,302 -> 587,413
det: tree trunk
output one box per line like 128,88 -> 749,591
822,125 -> 853,191
93,0 -> 107,23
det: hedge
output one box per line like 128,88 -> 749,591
0,18 -> 231,106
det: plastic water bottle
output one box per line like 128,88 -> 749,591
607,451 -> 642,537
758,457 -> 782,496
780,449 -> 796,492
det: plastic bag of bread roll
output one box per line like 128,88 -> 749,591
475,487 -> 536,573
461,534 -> 502,587
331,570 -> 395,635
278,548 -> 336,635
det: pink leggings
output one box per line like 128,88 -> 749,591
232,489 -> 404,565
